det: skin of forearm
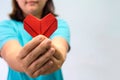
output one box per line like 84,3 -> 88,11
1,40 -> 24,72
52,37 -> 69,60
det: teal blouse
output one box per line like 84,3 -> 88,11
0,18 -> 70,80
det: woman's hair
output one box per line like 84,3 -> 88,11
9,0 -> 57,22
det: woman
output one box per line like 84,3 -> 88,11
0,0 -> 70,80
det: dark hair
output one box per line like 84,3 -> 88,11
9,0 -> 57,22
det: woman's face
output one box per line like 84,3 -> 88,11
16,0 -> 47,18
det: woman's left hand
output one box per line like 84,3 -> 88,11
43,46 -> 66,75
36,37 -> 69,75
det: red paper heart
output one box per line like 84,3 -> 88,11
41,13 -> 57,37
24,13 -> 57,37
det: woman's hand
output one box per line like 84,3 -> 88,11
42,47 -> 66,75
36,37 -> 69,75
17,35 -> 55,78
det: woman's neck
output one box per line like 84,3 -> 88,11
24,12 -> 42,19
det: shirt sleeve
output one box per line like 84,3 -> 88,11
0,20 -> 18,49
50,18 -> 71,45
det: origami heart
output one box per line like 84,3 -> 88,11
24,13 -> 57,37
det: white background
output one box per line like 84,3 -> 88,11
0,0 -> 120,80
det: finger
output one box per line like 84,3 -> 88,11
51,45 -> 62,60
19,35 -> 45,59
32,60 -> 53,78
27,48 -> 55,74
51,56 -> 62,70
53,50 -> 62,60
24,39 -> 52,66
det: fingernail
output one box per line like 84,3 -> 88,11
49,61 -> 53,65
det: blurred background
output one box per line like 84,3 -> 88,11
0,0 -> 120,80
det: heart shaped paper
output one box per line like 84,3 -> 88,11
24,13 -> 57,37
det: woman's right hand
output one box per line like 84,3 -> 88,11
17,35 -> 55,78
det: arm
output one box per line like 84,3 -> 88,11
52,37 -> 69,61
1,40 -> 23,71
